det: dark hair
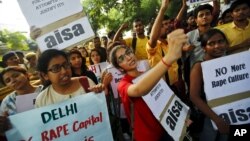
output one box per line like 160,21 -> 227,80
187,10 -> 194,19
0,66 -> 27,85
230,0 -> 250,12
221,8 -> 231,20
93,36 -> 100,41
194,4 -> 213,18
107,30 -> 115,39
107,41 -> 123,62
200,29 -> 228,48
2,51 -> 17,64
133,18 -> 143,24
163,15 -> 170,20
37,49 -> 68,89
78,46 -> 89,57
37,49 -> 68,73
109,45 -> 129,70
15,51 -> 24,57
67,49 -> 88,72
89,49 -> 104,65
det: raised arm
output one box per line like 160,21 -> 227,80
113,23 -> 129,42
149,0 -> 170,48
175,0 -> 188,22
212,0 -> 221,22
128,29 -> 187,97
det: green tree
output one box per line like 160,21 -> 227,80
81,0 -> 182,33
0,29 -> 29,50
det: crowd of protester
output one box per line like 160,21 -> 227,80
0,0 -> 250,141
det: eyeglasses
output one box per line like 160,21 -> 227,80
47,62 -> 71,73
206,39 -> 226,47
117,49 -> 134,63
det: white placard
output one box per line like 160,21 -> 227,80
17,0 -> 82,27
186,0 -> 212,6
107,66 -> 124,99
6,92 -> 113,141
16,93 -> 38,113
88,62 -> 109,83
37,17 -> 94,52
202,51 -> 250,101
133,76 -> 190,141
201,51 -> 250,129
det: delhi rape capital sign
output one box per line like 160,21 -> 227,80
17,0 -> 94,52
6,92 -> 113,141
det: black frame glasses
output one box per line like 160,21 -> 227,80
117,48 -> 134,63
47,62 -> 71,73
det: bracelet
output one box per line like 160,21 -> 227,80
161,58 -> 172,68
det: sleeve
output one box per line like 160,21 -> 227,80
146,41 -> 158,56
124,38 -> 132,47
0,94 -> 16,116
117,80 -> 131,103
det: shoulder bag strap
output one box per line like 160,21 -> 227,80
79,77 -> 90,93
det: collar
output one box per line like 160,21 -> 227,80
231,19 -> 250,29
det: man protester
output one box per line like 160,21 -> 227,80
113,19 -> 149,60
216,0 -> 250,54
92,36 -> 107,62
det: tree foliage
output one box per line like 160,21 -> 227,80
81,0 -> 182,34
0,29 -> 29,50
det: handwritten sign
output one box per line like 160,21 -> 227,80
17,0 -> 82,27
88,62 -> 109,83
6,92 -> 113,141
16,92 -> 38,113
202,51 -> 250,129
133,76 -> 190,141
17,0 -> 95,52
186,0 -> 212,6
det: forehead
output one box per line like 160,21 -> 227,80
3,70 -> 22,77
207,33 -> 224,41
70,53 -> 81,58
197,9 -> 211,15
115,48 -> 126,56
91,50 -> 99,55
162,19 -> 172,24
48,55 -> 67,66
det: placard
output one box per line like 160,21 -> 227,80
6,92 -> 113,141
201,51 -> 250,129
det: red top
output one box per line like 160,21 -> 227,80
118,74 -> 165,141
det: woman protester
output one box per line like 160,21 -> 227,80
68,49 -> 98,84
35,49 -> 104,108
109,29 -> 187,141
189,29 -> 229,141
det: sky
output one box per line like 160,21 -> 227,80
0,0 -> 29,34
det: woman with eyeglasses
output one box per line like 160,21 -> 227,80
189,29 -> 229,141
109,29 -> 187,141
35,49 -> 104,108
68,49 -> 98,84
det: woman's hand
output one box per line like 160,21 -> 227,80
214,117 -> 230,134
30,26 -> 42,40
102,72 -> 113,87
0,114 -> 11,134
88,83 -> 104,93
164,29 -> 188,64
